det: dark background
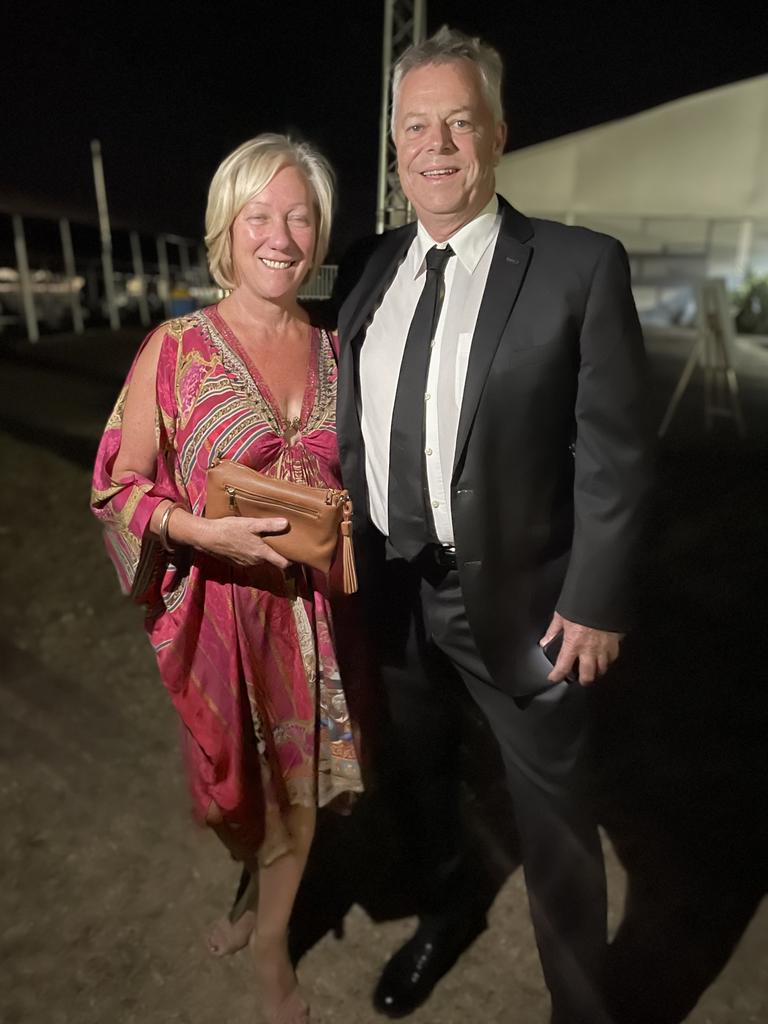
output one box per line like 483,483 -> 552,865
1,0 -> 767,257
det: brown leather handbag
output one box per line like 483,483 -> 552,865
205,459 -> 357,593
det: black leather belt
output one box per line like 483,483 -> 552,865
420,543 -> 457,571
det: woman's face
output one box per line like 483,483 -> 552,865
230,164 -> 316,302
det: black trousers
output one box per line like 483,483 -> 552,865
374,551 -> 614,1024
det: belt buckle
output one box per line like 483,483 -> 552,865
436,544 -> 456,570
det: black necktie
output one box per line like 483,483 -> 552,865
388,244 -> 455,559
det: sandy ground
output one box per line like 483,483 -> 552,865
0,325 -> 766,1023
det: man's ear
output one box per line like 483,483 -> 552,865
493,120 -> 508,164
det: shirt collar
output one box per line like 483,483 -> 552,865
411,195 -> 500,278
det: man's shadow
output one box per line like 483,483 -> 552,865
285,437 -> 767,1023
594,439 -> 768,1023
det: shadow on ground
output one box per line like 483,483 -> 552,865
289,428 -> 768,1024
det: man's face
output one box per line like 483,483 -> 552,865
394,59 -> 507,238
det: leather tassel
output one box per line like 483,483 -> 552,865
341,505 -> 358,594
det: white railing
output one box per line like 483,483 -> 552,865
299,264 -> 338,300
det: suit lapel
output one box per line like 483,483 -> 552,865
337,224 -> 415,452
452,199 -> 534,479
340,224 -> 416,350
336,224 -> 415,513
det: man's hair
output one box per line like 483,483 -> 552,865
391,25 -> 505,134
205,133 -> 335,291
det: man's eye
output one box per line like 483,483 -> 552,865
406,123 -> 424,134
452,119 -> 471,130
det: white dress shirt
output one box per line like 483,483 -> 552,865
359,196 -> 501,544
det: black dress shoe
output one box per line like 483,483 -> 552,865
373,911 -> 487,1018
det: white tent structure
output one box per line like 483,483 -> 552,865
496,74 -> 768,293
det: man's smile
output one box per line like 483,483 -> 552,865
420,167 -> 459,178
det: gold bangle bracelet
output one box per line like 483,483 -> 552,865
158,502 -> 182,553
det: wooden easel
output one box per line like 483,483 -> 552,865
658,277 -> 746,438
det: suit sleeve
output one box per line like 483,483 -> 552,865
556,238 -> 655,632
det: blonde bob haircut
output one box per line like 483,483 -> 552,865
205,133 -> 335,291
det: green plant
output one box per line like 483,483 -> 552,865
733,271 -> 768,335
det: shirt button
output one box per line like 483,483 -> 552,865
425,447 -> 433,456
424,393 -> 431,401
431,500 -> 440,508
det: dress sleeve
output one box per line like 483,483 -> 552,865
90,323 -> 187,607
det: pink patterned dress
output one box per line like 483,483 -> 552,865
91,305 -> 362,865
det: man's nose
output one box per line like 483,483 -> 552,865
426,122 -> 456,152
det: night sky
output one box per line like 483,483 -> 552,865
2,0 -> 767,259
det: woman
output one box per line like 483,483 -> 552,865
91,134 -> 362,1024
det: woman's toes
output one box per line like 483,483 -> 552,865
207,909 -> 255,957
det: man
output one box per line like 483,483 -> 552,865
336,26 -> 652,1024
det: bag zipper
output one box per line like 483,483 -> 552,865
225,486 -> 320,517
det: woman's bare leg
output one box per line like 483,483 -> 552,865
250,804 -> 316,1024
207,868 -> 258,957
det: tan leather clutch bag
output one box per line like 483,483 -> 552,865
205,459 -> 357,593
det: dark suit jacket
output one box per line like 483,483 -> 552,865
336,196 -> 653,697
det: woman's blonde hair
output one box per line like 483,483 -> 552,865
205,133 -> 335,291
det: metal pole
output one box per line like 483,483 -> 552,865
197,244 -> 210,288
703,218 -> 714,276
90,139 -> 120,330
156,235 -> 171,318
12,215 -> 39,343
129,230 -> 151,326
59,218 -> 84,334
375,0 -> 427,233
179,241 -> 190,277
376,0 -> 395,234
735,218 -> 754,280
414,0 -> 426,37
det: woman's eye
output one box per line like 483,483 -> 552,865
247,215 -> 268,223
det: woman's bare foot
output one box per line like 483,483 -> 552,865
207,908 -> 255,957
250,932 -> 309,1023
269,987 -> 309,1024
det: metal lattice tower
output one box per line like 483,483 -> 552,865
375,0 -> 427,233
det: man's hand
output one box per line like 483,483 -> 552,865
539,612 -> 623,686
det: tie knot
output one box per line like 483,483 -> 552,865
425,244 -> 454,275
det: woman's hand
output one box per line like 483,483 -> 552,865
198,515 -> 291,569
150,502 -> 291,570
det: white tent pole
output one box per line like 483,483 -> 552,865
12,215 -> 39,343
156,235 -> 171,318
703,219 -> 714,276
91,139 -> 120,330
735,219 -> 754,279
59,218 -> 84,334
197,244 -> 208,281
129,231 -> 151,327
179,242 -> 190,277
